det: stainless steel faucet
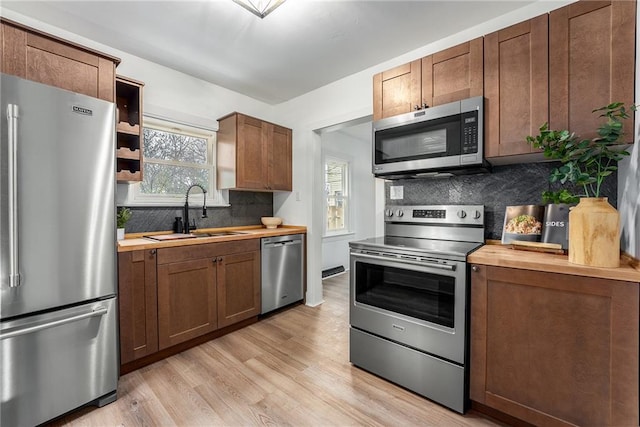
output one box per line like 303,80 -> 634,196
184,184 -> 207,233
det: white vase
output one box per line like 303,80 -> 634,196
117,228 -> 125,241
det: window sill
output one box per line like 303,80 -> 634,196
323,231 -> 355,241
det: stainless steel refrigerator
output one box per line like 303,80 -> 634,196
1,74 -> 118,426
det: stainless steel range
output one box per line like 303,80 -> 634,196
349,204 -> 484,413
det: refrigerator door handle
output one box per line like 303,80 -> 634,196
6,104 -> 20,288
0,306 -> 108,340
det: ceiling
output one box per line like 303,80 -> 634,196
2,0 -> 536,105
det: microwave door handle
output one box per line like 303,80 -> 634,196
353,252 -> 455,271
6,104 -> 20,288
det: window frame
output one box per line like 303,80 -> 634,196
125,116 -> 228,207
323,154 -> 351,237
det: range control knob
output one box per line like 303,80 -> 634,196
386,209 -> 394,217
472,210 -> 482,219
457,210 -> 467,219
396,209 -> 404,217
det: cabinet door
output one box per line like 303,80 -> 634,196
217,250 -> 261,329
236,114 -> 269,190
1,21 -> 115,102
373,60 -> 421,120
118,250 -> 158,364
268,124 -> 292,191
422,37 -> 483,108
157,258 -> 217,350
484,16 -> 548,158
470,265 -> 639,426
549,0 -> 635,142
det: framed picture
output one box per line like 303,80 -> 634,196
501,205 -> 545,244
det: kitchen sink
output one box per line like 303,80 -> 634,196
192,231 -> 251,237
146,231 -> 250,241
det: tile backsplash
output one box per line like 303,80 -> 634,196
122,191 -> 273,233
384,162 -> 617,240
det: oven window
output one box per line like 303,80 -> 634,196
355,261 -> 455,328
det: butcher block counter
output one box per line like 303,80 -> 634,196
468,244 -> 640,427
468,244 -> 640,282
118,225 -> 307,252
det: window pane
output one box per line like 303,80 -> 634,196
143,127 -> 207,164
140,163 -> 209,194
325,158 -> 348,232
327,196 -> 347,231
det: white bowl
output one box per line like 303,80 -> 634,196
261,217 -> 283,229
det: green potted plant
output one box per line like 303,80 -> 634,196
526,102 -> 633,266
116,207 -> 132,241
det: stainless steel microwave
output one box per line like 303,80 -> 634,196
372,96 -> 485,178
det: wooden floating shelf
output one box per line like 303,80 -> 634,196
117,122 -> 140,135
116,147 -> 141,160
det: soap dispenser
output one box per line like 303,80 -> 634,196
173,217 -> 184,234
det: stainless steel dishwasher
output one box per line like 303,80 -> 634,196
261,234 -> 304,314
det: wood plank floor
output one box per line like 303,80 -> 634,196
51,273 -> 502,426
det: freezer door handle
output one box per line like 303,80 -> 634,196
6,104 -> 20,288
0,306 -> 108,340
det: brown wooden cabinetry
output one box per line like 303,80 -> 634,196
116,75 -> 144,182
156,239 -> 261,350
549,0 -> 635,143
217,112 -> 292,191
484,15 -> 548,158
0,18 -> 119,102
470,264 -> 639,426
118,249 -> 158,365
217,250 -> 261,328
373,38 -> 483,121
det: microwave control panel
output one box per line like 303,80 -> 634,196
461,111 -> 478,154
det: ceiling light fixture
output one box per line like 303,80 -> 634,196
232,0 -> 286,19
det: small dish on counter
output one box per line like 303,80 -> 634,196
261,217 -> 283,229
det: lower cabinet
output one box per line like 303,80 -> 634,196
118,239 -> 261,370
157,257 -> 218,350
117,249 -> 158,364
470,265 -> 639,427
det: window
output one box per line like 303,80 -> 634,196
324,157 -> 349,234
128,117 -> 226,205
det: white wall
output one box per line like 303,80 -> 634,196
320,128 -> 375,272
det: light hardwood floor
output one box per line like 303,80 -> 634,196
51,273 -> 501,426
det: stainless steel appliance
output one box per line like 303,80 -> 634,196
261,234 -> 304,314
1,74 -> 118,426
372,96 -> 486,178
349,205 -> 484,413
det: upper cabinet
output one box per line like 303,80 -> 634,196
0,18 -> 119,102
116,75 -> 144,183
549,0 -> 636,143
217,112 -> 292,192
484,15 -> 548,158
373,38 -> 483,121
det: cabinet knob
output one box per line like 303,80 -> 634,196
217,257 -> 223,262
472,265 -> 479,272
149,249 -> 156,255
414,105 -> 421,111
422,103 -> 429,109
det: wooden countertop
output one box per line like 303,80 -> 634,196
468,244 -> 640,283
118,225 -> 307,252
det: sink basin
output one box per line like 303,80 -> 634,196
192,231 -> 250,238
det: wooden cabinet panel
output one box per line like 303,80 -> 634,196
484,15 -> 548,158
237,114 -> 269,189
422,38 -> 483,108
116,75 -> 144,182
217,250 -> 261,329
471,265 -> 639,426
372,60 -> 421,121
268,124 -> 292,191
217,112 -> 292,191
118,250 -> 158,364
549,0 -> 635,142
0,19 -> 117,102
157,258 -> 217,350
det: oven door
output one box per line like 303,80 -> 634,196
350,249 -> 467,364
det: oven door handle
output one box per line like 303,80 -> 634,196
352,252 -> 456,271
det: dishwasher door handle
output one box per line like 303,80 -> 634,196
264,240 -> 301,248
